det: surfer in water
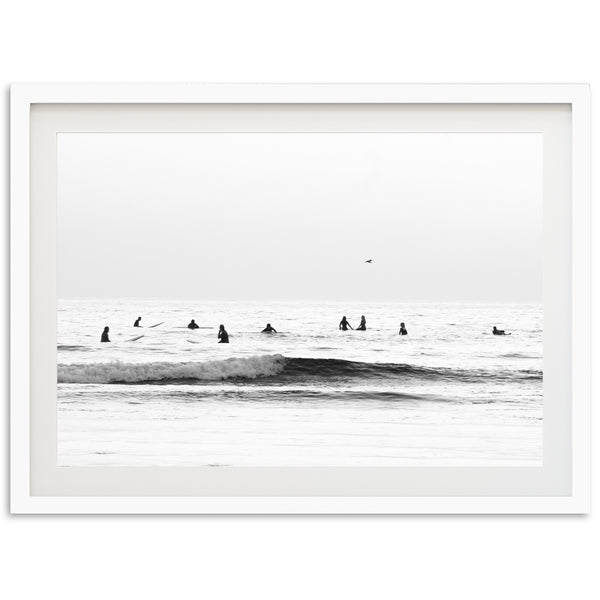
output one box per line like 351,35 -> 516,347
261,323 -> 277,333
218,324 -> 229,343
399,322 -> 408,335
133,316 -> 142,327
339,316 -> 353,331
100,326 -> 110,342
493,326 -> 511,336
356,315 -> 367,331
187,319 -> 199,330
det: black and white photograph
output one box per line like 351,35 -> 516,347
3,1 -> 598,598
57,131 -> 543,467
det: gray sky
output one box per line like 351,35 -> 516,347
58,133 -> 542,301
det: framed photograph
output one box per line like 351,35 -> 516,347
10,84 -> 590,513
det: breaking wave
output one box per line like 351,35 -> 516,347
58,354 -> 543,385
58,354 -> 286,384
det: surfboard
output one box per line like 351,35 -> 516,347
186,339 -> 199,344
126,334 -> 144,342
148,322 -> 164,328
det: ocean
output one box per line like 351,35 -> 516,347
57,299 -> 543,466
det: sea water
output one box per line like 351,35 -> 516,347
58,298 -> 543,466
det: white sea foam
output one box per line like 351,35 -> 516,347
58,354 -> 286,384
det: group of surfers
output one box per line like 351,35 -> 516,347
101,318 -> 274,343
100,316 -> 509,343
338,315 -> 407,336
100,315 -> 404,343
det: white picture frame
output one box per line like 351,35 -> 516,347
10,83 -> 591,514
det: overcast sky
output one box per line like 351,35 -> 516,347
58,133 -> 542,302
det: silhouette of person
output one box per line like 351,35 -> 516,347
262,323 -> 277,333
356,315 -> 367,331
188,319 -> 199,330
339,316 -> 353,331
134,316 -> 142,327
101,326 -> 110,342
218,324 -> 229,343
399,322 -> 408,336
492,326 -> 510,336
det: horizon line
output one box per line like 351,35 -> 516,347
57,296 -> 543,304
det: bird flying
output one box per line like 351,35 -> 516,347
365,259 -> 373,264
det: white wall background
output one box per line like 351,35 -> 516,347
1,2 -> 597,599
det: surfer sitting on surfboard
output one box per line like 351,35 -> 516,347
187,319 -> 200,330
218,324 -> 229,343
493,326 -> 511,336
399,322 -> 408,335
133,316 -> 142,327
261,323 -> 277,333
339,316 -> 353,331
101,326 -> 110,342
356,315 -> 367,331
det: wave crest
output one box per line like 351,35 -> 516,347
58,354 -> 286,384
58,354 -> 542,385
